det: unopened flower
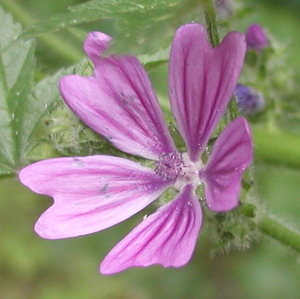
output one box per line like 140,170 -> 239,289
19,24 -> 252,275
245,24 -> 269,51
235,84 -> 265,115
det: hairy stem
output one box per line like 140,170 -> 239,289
257,211 -> 300,253
203,0 -> 220,47
239,203 -> 300,254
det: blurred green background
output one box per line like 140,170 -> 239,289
0,0 -> 300,298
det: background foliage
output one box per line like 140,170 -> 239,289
0,0 -> 300,298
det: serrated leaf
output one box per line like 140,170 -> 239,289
0,6 -> 78,176
20,0 -> 204,55
0,6 -> 36,175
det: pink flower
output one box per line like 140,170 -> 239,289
19,24 -> 252,275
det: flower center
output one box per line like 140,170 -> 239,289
154,152 -> 203,189
154,152 -> 183,181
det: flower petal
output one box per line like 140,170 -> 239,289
100,184 -> 202,275
19,156 -> 172,239
60,32 -> 176,160
169,24 -> 246,161
201,117 -> 253,212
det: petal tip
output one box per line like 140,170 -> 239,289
34,221 -> 54,239
35,217 -> 74,240
59,74 -> 77,91
177,23 -> 205,32
18,167 -> 28,185
174,23 -> 207,43
58,75 -> 76,100
34,214 -> 62,240
100,256 -> 131,275
18,164 -> 37,189
99,263 -> 117,276
221,31 -> 246,56
83,31 -> 112,60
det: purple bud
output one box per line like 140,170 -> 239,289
234,84 -> 265,115
245,24 -> 269,51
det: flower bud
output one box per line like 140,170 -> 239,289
245,24 -> 269,51
45,103 -> 105,156
234,84 -> 265,115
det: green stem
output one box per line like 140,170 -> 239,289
203,0 -> 220,47
257,211 -> 300,253
253,126 -> 300,169
240,203 -> 300,254
0,0 -> 82,64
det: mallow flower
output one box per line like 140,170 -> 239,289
19,24 -> 253,275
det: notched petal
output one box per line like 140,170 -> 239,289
200,117 -> 253,211
19,156 -> 172,239
83,31 -> 111,65
60,32 -> 175,160
169,23 -> 246,161
100,184 -> 202,275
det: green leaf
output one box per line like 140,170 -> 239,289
24,69 -> 74,158
0,6 -> 78,176
0,6 -> 36,175
138,47 -> 170,70
20,0 -> 204,55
